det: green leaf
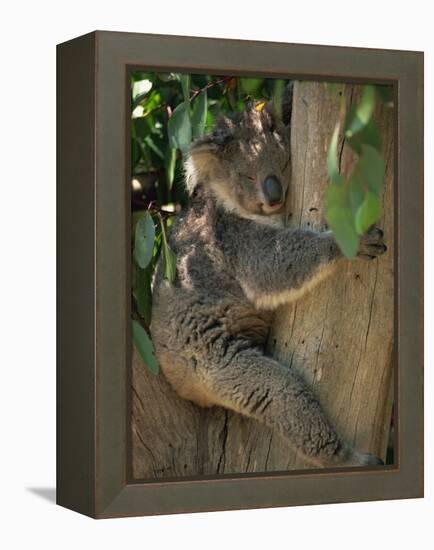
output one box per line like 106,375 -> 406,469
355,192 -> 381,235
376,85 -> 393,105
132,117 -> 149,141
131,138 -> 140,169
132,320 -> 159,375
163,243 -> 177,283
205,109 -> 214,128
132,79 -> 152,101
357,144 -> 385,194
136,264 -> 152,325
179,74 -> 191,102
348,174 -> 365,216
191,90 -> 207,139
132,71 -> 153,83
326,177 -> 347,209
235,99 -> 245,112
159,216 -> 177,283
158,72 -> 178,82
326,181 -> 359,259
143,135 -> 164,159
326,205 -> 359,259
345,85 -> 376,137
134,211 -> 156,269
168,102 -> 192,154
164,146 -> 177,190
327,124 -> 341,185
347,118 -> 381,154
240,78 -> 263,97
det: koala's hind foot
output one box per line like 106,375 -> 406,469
331,446 -> 385,467
350,452 -> 384,466
358,227 -> 387,261
194,345 -> 383,468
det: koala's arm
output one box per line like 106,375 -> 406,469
223,220 -> 341,309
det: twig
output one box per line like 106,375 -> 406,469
136,76 -> 233,118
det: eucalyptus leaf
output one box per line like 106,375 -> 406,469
159,216 -> 177,283
131,139 -> 140,169
164,146 -> 177,190
179,74 -> 191,102
347,118 -> 381,154
326,181 -> 359,259
327,124 -> 341,185
158,72 -> 178,82
345,85 -> 376,137
326,205 -> 359,259
357,144 -> 385,194
240,78 -> 263,97
132,320 -> 159,375
136,264 -> 152,326
355,192 -> 381,235
132,79 -> 152,101
134,211 -> 156,269
132,71 -> 153,83
191,90 -> 207,139
348,174 -> 365,216
168,102 -> 192,154
163,240 -> 177,283
376,85 -> 393,105
144,135 -> 164,159
326,177 -> 347,210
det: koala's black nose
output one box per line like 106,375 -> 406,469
262,175 -> 283,206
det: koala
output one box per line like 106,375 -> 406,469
150,99 -> 387,468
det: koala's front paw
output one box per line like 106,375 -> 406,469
358,226 -> 387,261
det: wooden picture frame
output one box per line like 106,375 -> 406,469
57,31 -> 424,519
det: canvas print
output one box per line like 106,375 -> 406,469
130,72 -> 394,480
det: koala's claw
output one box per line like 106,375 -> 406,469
358,226 -> 387,260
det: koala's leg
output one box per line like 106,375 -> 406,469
200,344 -> 382,467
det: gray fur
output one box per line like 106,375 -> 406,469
151,105 -> 386,467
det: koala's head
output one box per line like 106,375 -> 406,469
184,102 -> 290,222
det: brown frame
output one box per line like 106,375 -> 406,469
57,30 -> 424,519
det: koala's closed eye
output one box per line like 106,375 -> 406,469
239,173 -> 256,182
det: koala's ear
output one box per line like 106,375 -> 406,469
184,135 -> 224,195
188,135 -> 221,156
190,120 -> 235,153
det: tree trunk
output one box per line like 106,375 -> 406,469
132,81 -> 394,479
268,81 -> 394,469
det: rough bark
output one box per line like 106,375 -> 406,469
132,81 -> 394,479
